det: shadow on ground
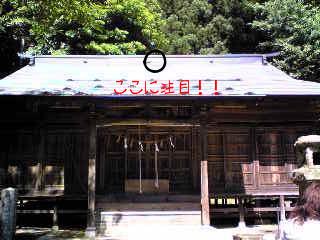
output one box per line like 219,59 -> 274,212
15,228 -> 51,240
16,228 -> 87,240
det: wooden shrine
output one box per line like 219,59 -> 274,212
0,55 -> 319,237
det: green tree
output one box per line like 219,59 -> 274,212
86,0 -> 168,54
159,0 -> 230,54
159,0 -> 258,54
1,0 -> 167,55
0,1 -> 21,78
252,0 -> 320,82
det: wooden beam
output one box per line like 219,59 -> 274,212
86,114 -> 97,238
211,206 -> 295,213
97,119 -> 200,127
200,121 -> 210,225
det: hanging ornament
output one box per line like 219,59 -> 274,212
154,141 -> 159,189
124,136 -> 128,149
155,142 -> 159,152
138,125 -> 143,194
169,136 -> 175,149
139,141 -> 144,152
139,144 -> 143,194
116,135 -> 121,143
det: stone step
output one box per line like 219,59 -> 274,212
96,210 -> 201,237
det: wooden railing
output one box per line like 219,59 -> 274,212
209,192 -> 299,225
16,195 -> 87,230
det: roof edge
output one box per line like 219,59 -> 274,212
32,53 -> 278,59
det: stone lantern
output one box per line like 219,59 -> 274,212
292,135 -> 320,195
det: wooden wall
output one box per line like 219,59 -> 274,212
0,97 -> 318,197
0,130 -> 36,190
207,127 -> 307,194
0,100 -> 89,195
45,129 -> 88,194
0,128 -> 88,195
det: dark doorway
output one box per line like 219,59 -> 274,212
96,126 -> 194,195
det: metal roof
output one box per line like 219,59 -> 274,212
0,54 -> 319,97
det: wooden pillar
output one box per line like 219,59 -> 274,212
200,121 -> 210,225
52,203 -> 59,231
124,133 -> 128,180
280,195 -> 286,222
191,125 -> 198,191
251,127 -> 260,189
85,114 -> 97,238
238,196 -> 246,228
98,134 -> 105,193
3,132 -> 10,188
36,127 -> 45,192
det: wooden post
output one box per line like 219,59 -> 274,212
191,126 -> 198,191
98,134 -> 105,193
200,121 -> 210,225
52,203 -> 58,231
124,133 -> 128,180
280,195 -> 286,222
85,114 -> 97,238
36,127 -> 45,192
251,128 -> 260,189
238,196 -> 246,228
223,133 -> 230,190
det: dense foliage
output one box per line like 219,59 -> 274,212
0,1 -> 21,78
0,0 -> 166,55
0,0 -> 319,82
159,0 -> 259,54
252,0 -> 320,82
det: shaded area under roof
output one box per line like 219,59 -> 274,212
0,54 -> 319,97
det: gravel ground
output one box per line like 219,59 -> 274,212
15,228 -> 88,240
15,225 -> 277,240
